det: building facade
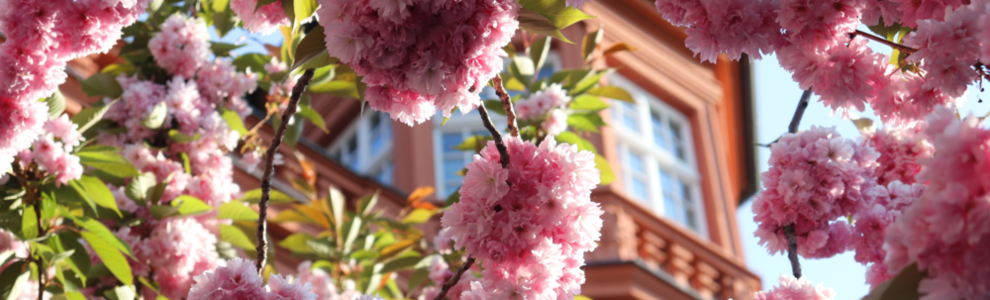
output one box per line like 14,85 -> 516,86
56,0 -> 762,298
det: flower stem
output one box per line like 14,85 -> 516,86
492,74 -> 519,137
477,103 -> 511,168
784,90 -> 810,279
433,256 -> 476,300
850,29 -> 917,54
255,68 -> 316,274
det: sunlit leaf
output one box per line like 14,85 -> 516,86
240,188 -> 297,204
401,209 -> 436,224
290,23 -> 328,71
81,73 -> 123,98
219,224 -> 256,250
72,100 -> 118,134
81,231 -> 132,285
218,201 -> 259,221
569,94 -> 609,111
531,36 -> 553,74
44,91 -> 66,119
0,261 -> 30,300
278,233 -> 315,254
298,104 -> 328,133
595,154 -> 614,185
581,27 -> 603,62
585,85 -> 633,102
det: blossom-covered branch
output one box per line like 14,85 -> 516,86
255,68 -> 316,273
783,89 -> 811,279
850,30 -> 917,55
433,257 -> 477,300
476,103 -> 512,169
492,75 -> 519,137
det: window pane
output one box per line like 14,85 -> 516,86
664,196 -> 683,224
442,133 -> 463,154
632,177 -> 647,201
443,158 -> 465,183
628,151 -> 644,175
651,111 -> 668,150
376,162 -> 393,185
669,121 -> 686,160
622,102 -> 638,132
659,169 -> 674,194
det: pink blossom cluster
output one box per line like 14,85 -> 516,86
149,14 -> 212,78
566,0 -> 593,9
849,180 -> 925,287
294,261 -> 363,300
16,114 -> 85,186
861,124 -> 933,186
902,3 -> 984,98
514,84 -> 572,136
230,0 -> 290,34
188,257 -> 323,300
0,0 -> 146,168
441,137 -> 604,299
752,126 -> 883,259
418,255 -> 479,300
316,0 -> 520,125
654,0 -> 780,62
119,217 -> 224,299
753,275 -> 836,300
883,108 -> 990,300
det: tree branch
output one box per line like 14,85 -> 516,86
850,30 -> 917,54
784,90 -> 811,279
491,75 -> 519,137
255,69 -> 316,274
477,103 -> 511,168
788,89 -> 812,134
433,256 -> 476,300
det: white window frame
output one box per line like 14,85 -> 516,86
433,52 -> 562,196
609,75 -> 708,237
328,110 -> 394,184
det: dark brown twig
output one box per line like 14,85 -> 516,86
491,75 -> 519,137
477,103 -> 511,168
784,89 -> 811,279
850,30 -> 917,54
255,68 -> 316,274
434,256 -> 476,300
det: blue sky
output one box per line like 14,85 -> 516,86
742,33 -> 989,298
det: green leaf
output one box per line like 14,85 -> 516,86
500,73 -> 528,92
81,231 -> 132,285
255,0 -> 279,11
63,292 -> 87,300
293,0 -> 317,28
554,131 -> 598,154
297,104 -> 328,133
181,153 -> 191,174
581,27 -> 604,62
567,113 -> 605,133
278,233 -> 315,254
57,232 -> 91,279
517,8 -> 572,43
585,85 -> 633,102
381,256 -> 426,274
167,130 -> 201,143
454,135 -> 491,152
73,218 -> 132,257
328,187 -> 346,243
291,24 -> 330,71
21,206 -> 37,239
349,249 -> 379,260
232,53 -> 270,74
518,0 -> 595,43
283,114 -> 304,147
342,216 -> 362,252
212,5 -> 236,38
210,42 -> 245,57
356,192 -> 379,217
444,190 -> 460,207
239,188 -> 297,204
148,205 -> 180,220
81,73 -> 123,98
141,101 -> 167,129
0,261 -> 30,300
569,94 -> 609,111
531,36 -> 553,75
217,201 -> 259,221
861,263 -> 926,300
100,63 -> 137,77
595,154 -> 614,185
401,209 -> 436,224
172,195 -> 213,216
76,146 -> 140,179
570,70 -> 610,95
220,108 -> 248,136
72,100 -> 118,134
407,268 -> 429,296
510,56 -> 535,85
44,91 -> 66,119
219,224 -> 255,250
309,80 -> 359,99
282,0 -> 296,23
76,175 -> 120,217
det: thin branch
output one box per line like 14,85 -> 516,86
434,256 -> 476,300
850,30 -> 917,54
784,224 -> 802,279
788,89 -> 812,134
477,103 -> 511,168
491,75 -> 519,137
784,90 -> 811,279
255,68 -> 316,274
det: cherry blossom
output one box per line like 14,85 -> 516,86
754,275 -> 836,300
316,0 -> 520,125
230,0 -> 290,34
442,136 -> 603,299
148,14 -> 211,78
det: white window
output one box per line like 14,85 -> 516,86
328,111 -> 393,185
610,75 -> 706,236
433,52 -> 561,197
